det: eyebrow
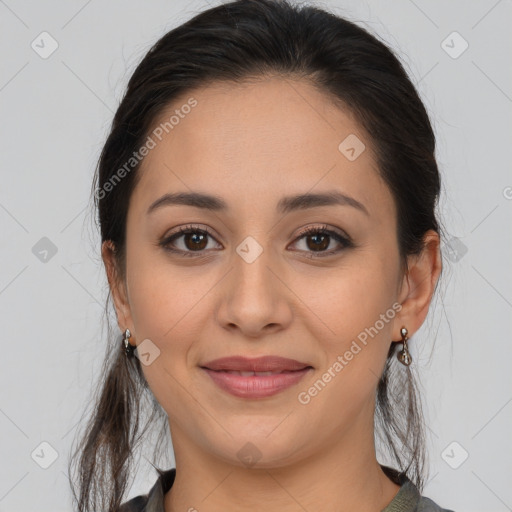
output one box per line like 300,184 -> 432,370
147,190 -> 369,216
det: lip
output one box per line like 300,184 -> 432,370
201,355 -> 311,372
201,367 -> 313,398
200,356 -> 313,399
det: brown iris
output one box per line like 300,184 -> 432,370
184,232 -> 208,251
305,233 -> 330,251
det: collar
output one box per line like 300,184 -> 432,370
140,467 -> 176,512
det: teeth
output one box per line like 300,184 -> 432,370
223,370 -> 283,376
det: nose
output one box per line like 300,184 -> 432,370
215,244 -> 293,339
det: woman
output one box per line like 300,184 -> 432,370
69,0 -> 453,510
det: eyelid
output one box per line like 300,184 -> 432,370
293,224 -> 352,243
164,223 -> 218,240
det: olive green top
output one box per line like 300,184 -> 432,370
119,465 -> 454,512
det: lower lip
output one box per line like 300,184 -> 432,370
201,368 -> 312,399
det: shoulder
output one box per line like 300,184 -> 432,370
416,496 -> 455,512
380,465 -> 455,512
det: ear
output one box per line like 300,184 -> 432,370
394,229 -> 442,339
101,240 -> 134,339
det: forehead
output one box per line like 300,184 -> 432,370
132,76 -> 394,221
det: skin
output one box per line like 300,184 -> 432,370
102,76 -> 442,512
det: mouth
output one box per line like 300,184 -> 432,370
206,369 -> 309,376
199,356 -> 313,399
200,355 -> 313,373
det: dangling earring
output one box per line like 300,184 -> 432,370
397,327 -> 412,366
123,328 -> 135,358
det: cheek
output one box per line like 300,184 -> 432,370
125,260 -> 210,417
301,252 -> 398,393
303,254 -> 397,335
126,244 -> 208,340
125,251 -> 219,392
295,261 -> 397,434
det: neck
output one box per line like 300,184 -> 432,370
164,418 -> 401,512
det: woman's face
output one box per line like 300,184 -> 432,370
105,76 -> 439,468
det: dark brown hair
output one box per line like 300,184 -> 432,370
68,1 -> 444,510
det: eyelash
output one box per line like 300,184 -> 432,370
159,224 -> 353,259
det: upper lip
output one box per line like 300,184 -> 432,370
201,356 -> 312,372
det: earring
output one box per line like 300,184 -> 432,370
123,328 -> 135,358
397,327 -> 412,366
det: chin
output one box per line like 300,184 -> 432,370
203,427 -> 308,470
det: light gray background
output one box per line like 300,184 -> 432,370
1,0 -> 511,511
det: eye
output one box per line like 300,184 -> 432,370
159,223 -> 353,259
159,225 -> 221,257
290,224 -> 353,258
